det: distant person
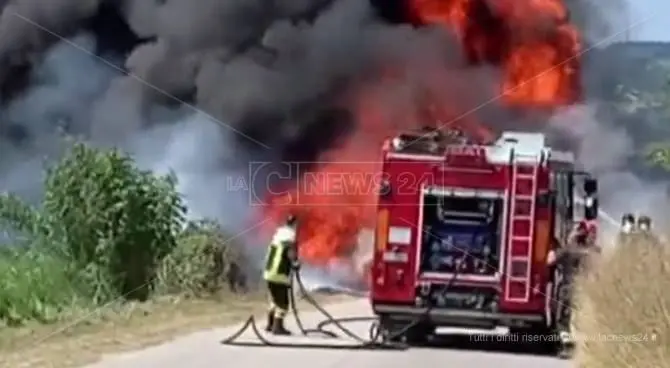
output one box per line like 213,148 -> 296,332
636,215 -> 661,246
617,213 -> 636,247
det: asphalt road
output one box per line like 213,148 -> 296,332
87,299 -> 572,368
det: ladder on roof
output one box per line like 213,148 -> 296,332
504,151 -> 539,303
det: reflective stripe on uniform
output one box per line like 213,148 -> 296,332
263,226 -> 297,285
273,308 -> 287,318
263,243 -> 290,284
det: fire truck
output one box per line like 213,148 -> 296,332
369,128 -> 599,346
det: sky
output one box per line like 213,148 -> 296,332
631,0 -> 670,41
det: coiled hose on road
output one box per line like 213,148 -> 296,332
220,266 -> 460,350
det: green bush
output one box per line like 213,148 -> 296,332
0,141 -> 187,324
645,142 -> 670,171
0,248 -> 87,326
155,220 -> 251,296
41,143 -> 186,301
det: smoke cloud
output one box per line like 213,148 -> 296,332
547,104 -> 670,240
0,0 -> 664,258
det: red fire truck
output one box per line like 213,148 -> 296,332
369,128 -> 598,346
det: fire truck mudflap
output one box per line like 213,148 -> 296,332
369,129 -> 589,345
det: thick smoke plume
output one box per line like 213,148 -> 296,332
0,0 -> 663,264
548,104 -> 670,243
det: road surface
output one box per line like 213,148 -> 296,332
87,298 -> 572,368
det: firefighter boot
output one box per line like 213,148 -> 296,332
271,317 -> 292,336
264,311 -> 274,332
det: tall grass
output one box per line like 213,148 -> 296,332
0,248 -> 90,325
574,235 -> 670,367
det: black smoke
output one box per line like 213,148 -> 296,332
0,0 -> 626,158
0,0 -> 651,229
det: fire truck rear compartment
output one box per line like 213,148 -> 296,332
418,191 -> 503,280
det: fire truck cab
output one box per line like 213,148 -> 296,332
370,128 -> 598,344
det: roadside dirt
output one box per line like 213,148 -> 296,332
0,292 -> 355,368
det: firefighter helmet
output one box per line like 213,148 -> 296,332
621,213 -> 635,225
286,214 -> 298,227
620,213 -> 635,234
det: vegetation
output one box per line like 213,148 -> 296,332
573,236 -> 670,368
0,142 -> 251,327
574,68 -> 670,367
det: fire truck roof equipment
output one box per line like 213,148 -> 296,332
387,129 -> 575,166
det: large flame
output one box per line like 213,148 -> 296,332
410,0 -> 581,105
262,0 -> 581,283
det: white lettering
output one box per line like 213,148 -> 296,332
446,145 -> 485,157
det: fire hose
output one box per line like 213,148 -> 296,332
220,258 -> 461,350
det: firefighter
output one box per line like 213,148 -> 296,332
636,215 -> 661,246
637,215 -> 651,233
568,221 -> 588,247
263,214 -> 300,335
617,213 -> 636,247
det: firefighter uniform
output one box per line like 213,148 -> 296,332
263,216 -> 299,335
552,219 -> 601,350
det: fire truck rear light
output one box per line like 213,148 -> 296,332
383,252 -> 408,262
375,209 -> 389,252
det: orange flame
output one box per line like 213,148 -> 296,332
410,0 -> 581,105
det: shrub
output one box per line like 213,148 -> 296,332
574,236 -> 670,367
0,141 -> 187,324
41,143 -> 186,301
0,248 -> 89,326
155,220 -> 252,296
